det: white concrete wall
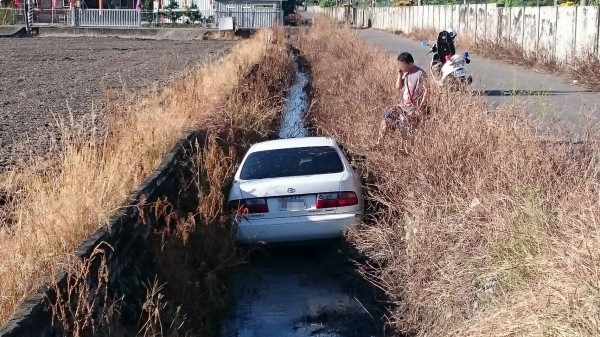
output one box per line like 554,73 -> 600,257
538,6 -> 556,56
576,6 -> 599,55
476,4 -> 486,41
556,7 -> 576,61
310,4 -> 600,63
522,7 -> 538,58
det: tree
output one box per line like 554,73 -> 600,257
142,0 -> 152,11
183,2 -> 203,24
164,0 -> 182,23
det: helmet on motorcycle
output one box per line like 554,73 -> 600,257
445,27 -> 457,39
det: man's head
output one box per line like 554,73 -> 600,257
397,52 -> 415,73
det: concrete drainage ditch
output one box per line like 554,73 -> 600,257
0,48 -> 389,337
218,52 -> 388,337
0,131 -> 204,337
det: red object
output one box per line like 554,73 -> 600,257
445,55 -> 452,62
337,192 -> 359,207
316,192 -> 359,209
229,198 -> 269,214
316,193 -> 338,209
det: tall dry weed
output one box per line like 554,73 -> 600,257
296,18 -> 600,337
571,49 -> 600,91
48,243 -> 123,337
0,28 -> 288,326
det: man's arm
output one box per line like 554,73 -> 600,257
418,73 -> 429,110
395,71 -> 404,93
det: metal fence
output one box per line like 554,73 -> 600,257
0,6 -> 25,25
215,10 -> 282,29
28,8 -> 215,27
66,9 -> 141,27
31,9 -> 70,26
25,8 -> 281,28
140,9 -> 214,25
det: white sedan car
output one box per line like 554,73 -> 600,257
227,137 -> 365,244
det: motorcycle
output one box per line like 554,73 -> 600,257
420,40 -> 473,91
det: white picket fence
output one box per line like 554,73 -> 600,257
66,9 -> 141,26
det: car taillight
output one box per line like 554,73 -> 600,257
228,198 -> 269,215
316,191 -> 358,209
316,193 -> 338,209
337,192 -> 358,207
245,198 -> 269,213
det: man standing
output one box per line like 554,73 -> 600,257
374,52 -> 428,147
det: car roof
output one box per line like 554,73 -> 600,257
248,137 -> 338,153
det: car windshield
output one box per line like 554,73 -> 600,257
239,146 -> 344,180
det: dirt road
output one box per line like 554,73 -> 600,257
0,37 -> 234,170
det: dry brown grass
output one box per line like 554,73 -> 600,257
571,50 -> 600,91
48,243 -> 123,337
0,27 -> 289,327
296,18 -> 600,337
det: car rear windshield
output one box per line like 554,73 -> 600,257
239,146 -> 344,180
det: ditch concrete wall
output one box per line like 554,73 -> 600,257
311,4 -> 600,63
0,25 -> 27,37
35,27 -> 218,40
0,131 -> 204,337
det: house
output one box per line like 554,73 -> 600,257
212,0 -> 284,28
31,0 -> 134,9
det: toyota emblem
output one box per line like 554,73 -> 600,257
287,188 -> 296,193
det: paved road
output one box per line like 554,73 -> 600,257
356,29 -> 600,136
300,11 -> 600,137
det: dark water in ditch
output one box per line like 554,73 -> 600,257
218,56 -> 387,337
278,55 -> 310,139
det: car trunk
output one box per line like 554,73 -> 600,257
235,172 -> 348,219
